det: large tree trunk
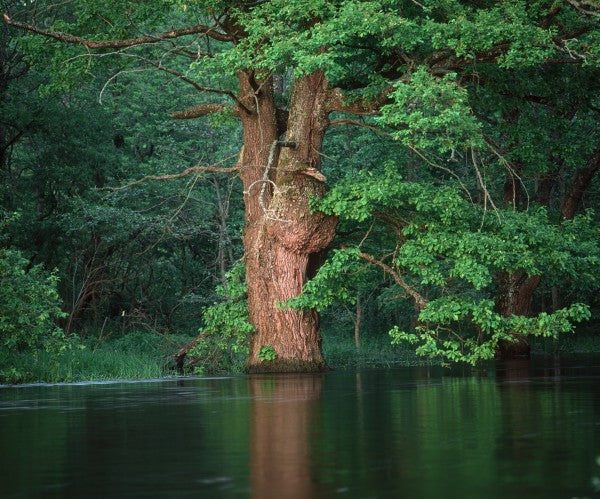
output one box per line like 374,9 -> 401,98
494,271 -> 542,358
239,71 -> 337,372
561,148 -> 600,220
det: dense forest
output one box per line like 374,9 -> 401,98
1,0 -> 599,382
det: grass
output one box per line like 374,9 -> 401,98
0,331 -> 195,384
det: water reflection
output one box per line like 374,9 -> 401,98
0,364 -> 599,498
249,375 -> 323,499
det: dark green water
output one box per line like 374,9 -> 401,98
1,360 -> 599,498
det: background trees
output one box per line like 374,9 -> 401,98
1,0 -> 243,343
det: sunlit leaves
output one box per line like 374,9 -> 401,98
390,300 -> 591,365
306,165 -> 600,365
380,68 -> 484,153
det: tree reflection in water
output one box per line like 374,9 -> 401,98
249,374 -> 323,499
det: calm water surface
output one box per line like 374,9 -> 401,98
1,359 -> 599,498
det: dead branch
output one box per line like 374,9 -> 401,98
172,333 -> 210,373
471,148 -> 501,222
171,103 -> 237,119
99,155 -> 239,191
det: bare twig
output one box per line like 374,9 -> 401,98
98,67 -> 153,104
470,149 -> 501,223
484,138 -> 530,210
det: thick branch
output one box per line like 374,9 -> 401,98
327,87 -> 391,115
171,103 -> 235,119
101,155 -> 239,191
328,118 -> 391,136
427,27 -> 592,71
3,14 -> 233,48
564,0 -> 600,17
136,57 -> 250,112
561,148 -> 600,219
0,121 -> 34,153
357,251 -> 427,310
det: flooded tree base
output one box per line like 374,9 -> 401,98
245,359 -> 330,374
495,337 -> 531,360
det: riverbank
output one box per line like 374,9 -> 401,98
0,332 -> 194,384
1,329 -> 599,384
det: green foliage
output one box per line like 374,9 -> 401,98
321,321 -> 428,369
380,68 -> 485,153
3,0 -> 600,377
2,20 -> 244,337
0,331 -> 194,383
283,248 -> 366,311
187,260 -> 253,373
0,248 -> 85,382
304,166 -> 600,365
0,248 -> 70,352
257,345 -> 277,362
390,301 -> 590,366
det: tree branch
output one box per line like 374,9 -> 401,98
427,27 -> 592,72
137,57 -> 251,113
561,147 -> 600,219
3,14 -> 233,48
171,103 -> 236,119
327,87 -> 391,115
328,118 -> 391,136
564,0 -> 600,17
100,155 -> 239,191
356,251 -> 427,310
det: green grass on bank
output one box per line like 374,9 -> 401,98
0,332 -> 195,384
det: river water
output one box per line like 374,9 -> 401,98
1,359 -> 599,498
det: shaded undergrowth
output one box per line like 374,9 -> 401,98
322,329 -> 433,369
0,331 -> 195,384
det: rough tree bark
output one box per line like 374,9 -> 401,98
239,70 -> 337,372
494,271 -> 542,358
